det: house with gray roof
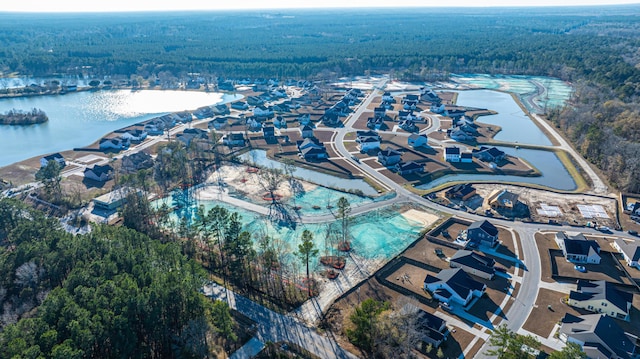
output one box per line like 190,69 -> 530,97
414,309 -> 448,348
40,153 -> 66,168
449,250 -> 496,280
555,232 -> 601,264
568,280 -> 633,321
467,220 -> 499,247
613,238 -> 640,269
377,148 -> 402,166
84,164 -> 113,182
424,268 -> 486,308
559,313 -> 637,359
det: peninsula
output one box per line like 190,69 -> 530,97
0,108 -> 48,125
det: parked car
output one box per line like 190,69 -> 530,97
599,226 -> 612,233
628,230 -> 639,237
574,265 -> 587,273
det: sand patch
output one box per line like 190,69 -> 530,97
401,208 -> 439,227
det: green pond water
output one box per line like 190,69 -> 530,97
154,196 -> 425,270
451,73 -> 573,111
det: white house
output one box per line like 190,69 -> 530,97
613,238 -> 640,268
120,129 -> 148,142
424,268 -> 486,308
99,138 -> 129,151
40,153 -> 66,168
377,148 -> 402,166
84,164 -> 113,182
568,280 -> 633,321
253,105 -> 274,118
444,147 -> 461,162
555,232 -> 601,264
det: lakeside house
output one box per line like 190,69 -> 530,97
394,161 -> 424,175
424,268 -> 486,308
99,138 -> 129,151
449,250 -> 496,280
84,164 -> 114,182
40,153 -> 66,168
208,117 -> 229,130
444,147 -> 461,162
568,280 -> 633,321
555,231 -> 601,264
120,129 -> 148,142
445,184 -> 476,201
559,313 -> 637,359
297,138 -> 328,161
231,101 -> 249,110
473,146 -> 506,163
612,238 -> 640,268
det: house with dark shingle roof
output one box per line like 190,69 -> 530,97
473,146 -> 506,163
377,148 -> 402,166
613,238 -> 640,269
449,250 -> 496,280
445,183 -> 476,201
424,268 -> 486,308
559,313 -> 637,359
394,161 -> 424,175
555,231 -> 601,264
568,280 -> 633,321
40,153 -> 66,168
414,309 -> 448,348
84,164 -> 113,182
467,220 -> 499,247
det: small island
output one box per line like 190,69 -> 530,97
0,108 -> 48,125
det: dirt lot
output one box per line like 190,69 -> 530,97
522,288 -> 582,338
471,184 -> 619,228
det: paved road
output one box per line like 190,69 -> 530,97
203,283 -> 358,359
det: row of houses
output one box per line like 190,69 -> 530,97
322,88 -> 363,127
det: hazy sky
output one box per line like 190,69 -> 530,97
1,0 -> 639,12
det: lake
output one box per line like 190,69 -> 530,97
454,89 -> 552,146
0,90 -> 241,167
416,146 -> 577,191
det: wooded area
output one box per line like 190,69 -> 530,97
1,6 -> 639,191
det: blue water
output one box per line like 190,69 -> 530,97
454,89 -> 552,146
154,195 -> 425,268
0,90 -> 242,167
241,149 -> 378,196
416,146 -> 576,191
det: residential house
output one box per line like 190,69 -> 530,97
487,189 -> 520,210
473,146 -> 506,163
420,87 -> 440,102
297,138 -> 328,161
246,96 -> 264,106
231,101 -> 249,110
93,188 -> 135,212
397,111 -> 411,121
273,116 -> 287,129
99,138 -> 129,151
467,220 -> 499,247
193,106 -> 214,119
412,308 -> 449,348
120,129 -> 148,142
322,112 -> 341,127
408,134 -> 428,148
263,126 -> 276,142
382,92 -> 394,103
430,103 -> 446,114
445,183 -> 476,201
367,116 -> 384,130
222,133 -> 246,147
394,161 -> 424,175
144,119 -> 165,135
272,104 -> 290,113
84,164 -> 113,182
613,238 -> 640,268
445,108 -> 467,120
460,152 -> 473,163
399,119 -> 418,133
209,117 -> 229,130
356,130 -> 381,151
297,113 -> 312,126
246,117 -> 262,132
448,127 -> 476,142
300,125 -> 315,139
555,232 -> 601,264
121,152 -> 153,173
377,148 -> 402,166
424,268 -> 486,307
374,106 -> 386,120
559,313 -> 637,359
403,100 -> 418,111
253,105 -> 274,118
568,280 -> 633,321
449,250 -> 496,280
40,153 -> 66,168
444,147 -> 461,162
212,104 -> 230,115
175,111 -> 193,123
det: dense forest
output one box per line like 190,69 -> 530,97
1,6 -> 639,191
0,199 -> 236,358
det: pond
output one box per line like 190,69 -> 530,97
155,196 -> 425,269
454,89 -> 553,146
450,73 -> 573,111
0,90 -> 242,167
240,149 -> 378,196
416,146 -> 577,191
